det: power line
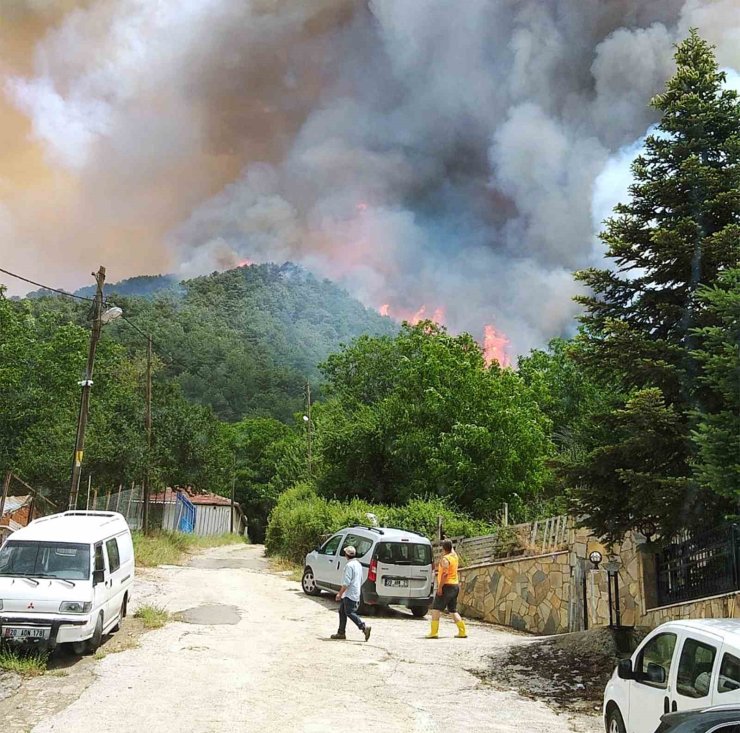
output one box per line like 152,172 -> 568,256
0,266 -> 97,304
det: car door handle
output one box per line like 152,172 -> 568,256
671,700 -> 677,712
664,697 -> 670,714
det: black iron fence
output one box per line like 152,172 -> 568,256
656,524 -> 740,607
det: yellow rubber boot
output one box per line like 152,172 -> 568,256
455,620 -> 467,638
425,619 -> 439,639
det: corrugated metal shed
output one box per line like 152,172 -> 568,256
1,495 -> 31,516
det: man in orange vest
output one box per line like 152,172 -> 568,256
426,539 -> 467,639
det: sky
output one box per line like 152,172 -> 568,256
1,0 -> 738,357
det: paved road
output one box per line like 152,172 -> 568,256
25,544 -> 599,733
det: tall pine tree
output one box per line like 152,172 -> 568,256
565,31 -> 739,541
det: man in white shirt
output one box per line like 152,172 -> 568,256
331,545 -> 372,641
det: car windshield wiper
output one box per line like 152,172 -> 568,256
36,575 -> 76,587
1,574 -> 42,586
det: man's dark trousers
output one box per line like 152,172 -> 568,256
338,597 -> 365,634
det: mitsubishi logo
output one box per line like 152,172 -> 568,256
27,602 -> 34,610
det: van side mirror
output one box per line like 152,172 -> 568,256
646,662 -> 666,685
617,659 -> 634,680
93,569 -> 105,586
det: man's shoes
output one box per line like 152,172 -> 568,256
330,633 -> 346,640
363,626 -> 372,641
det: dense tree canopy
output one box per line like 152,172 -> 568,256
566,31 -> 739,540
315,322 -> 552,520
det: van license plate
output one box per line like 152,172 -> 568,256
384,578 -> 408,588
2,627 -> 50,640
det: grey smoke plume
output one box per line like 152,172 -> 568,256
2,0 -> 739,356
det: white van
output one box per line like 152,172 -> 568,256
302,526 -> 434,616
604,619 -> 740,733
0,511 -> 134,654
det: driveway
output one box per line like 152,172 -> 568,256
7,544 -> 601,732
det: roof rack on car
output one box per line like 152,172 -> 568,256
381,526 -> 427,538
352,525 -> 385,534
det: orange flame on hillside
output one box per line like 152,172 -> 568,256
237,258 -> 254,267
483,325 -> 511,367
378,303 -> 446,325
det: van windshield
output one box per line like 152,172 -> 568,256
0,541 -> 91,581
375,542 -> 432,566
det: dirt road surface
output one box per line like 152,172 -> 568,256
8,544 -> 601,733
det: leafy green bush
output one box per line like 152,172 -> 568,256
265,484 -> 494,564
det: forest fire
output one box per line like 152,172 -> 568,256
378,304 -> 445,325
483,325 -> 511,367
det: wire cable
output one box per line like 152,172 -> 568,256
0,266 -> 97,303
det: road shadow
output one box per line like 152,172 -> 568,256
288,588 -> 428,620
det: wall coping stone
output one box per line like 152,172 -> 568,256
645,590 -> 740,613
459,550 -> 569,572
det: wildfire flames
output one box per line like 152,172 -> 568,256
482,325 -> 511,367
379,304 -> 445,325
378,303 -> 511,367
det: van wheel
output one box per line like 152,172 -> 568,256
411,606 -> 428,618
86,614 -> 103,654
606,706 -> 626,733
301,567 -> 322,596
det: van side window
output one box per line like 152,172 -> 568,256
636,632 -> 676,689
718,653 -> 740,694
106,539 -> 121,573
341,534 -> 373,558
117,534 -> 133,565
676,637 -> 717,698
94,543 -> 105,572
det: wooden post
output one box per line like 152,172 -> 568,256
105,491 -> 111,510
85,475 -> 92,511
126,486 -> 134,524
437,515 -> 443,542
0,471 -> 11,523
92,487 -> 99,511
503,503 -> 509,527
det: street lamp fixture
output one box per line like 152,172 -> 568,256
101,306 -> 123,324
589,550 -> 603,569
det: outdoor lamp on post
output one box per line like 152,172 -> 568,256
638,519 -> 657,544
589,550 -> 603,569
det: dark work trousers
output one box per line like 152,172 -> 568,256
338,597 -> 365,634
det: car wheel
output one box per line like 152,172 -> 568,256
411,606 -> 428,618
85,613 -> 104,654
301,567 -> 322,596
606,706 -> 626,733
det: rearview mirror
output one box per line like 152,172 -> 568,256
92,569 -> 105,586
646,662 -> 666,685
617,659 -> 634,680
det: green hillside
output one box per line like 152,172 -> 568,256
28,263 -> 396,422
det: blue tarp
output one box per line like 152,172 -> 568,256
176,491 -> 196,533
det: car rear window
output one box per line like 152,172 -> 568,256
718,652 -> 740,694
375,542 -> 432,566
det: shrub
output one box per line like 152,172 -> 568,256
265,484 -> 495,564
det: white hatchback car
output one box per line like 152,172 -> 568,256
604,619 -> 740,733
302,525 -> 434,616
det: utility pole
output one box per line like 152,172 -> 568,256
69,266 -> 106,510
305,382 -> 313,477
143,335 -> 153,534
230,452 -> 236,534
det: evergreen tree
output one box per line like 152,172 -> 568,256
566,31 -> 739,540
691,269 -> 740,504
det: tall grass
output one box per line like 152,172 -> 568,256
134,604 -> 170,629
0,647 -> 49,676
132,531 -> 246,567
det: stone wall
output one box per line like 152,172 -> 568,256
458,551 -> 571,635
455,523 -> 739,636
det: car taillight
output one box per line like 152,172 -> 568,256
368,558 -> 377,582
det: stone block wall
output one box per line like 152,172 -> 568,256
458,551 -> 571,635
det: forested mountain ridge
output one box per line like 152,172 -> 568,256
25,263 -> 396,422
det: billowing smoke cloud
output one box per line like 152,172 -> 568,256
1,0 -> 738,356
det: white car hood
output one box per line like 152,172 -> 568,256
0,576 -> 92,614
